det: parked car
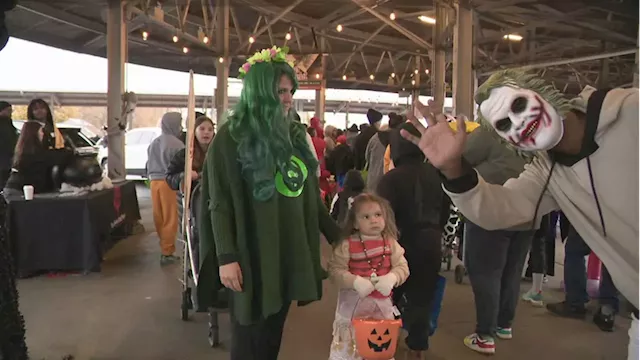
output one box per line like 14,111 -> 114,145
97,127 -> 162,180
12,120 -> 99,157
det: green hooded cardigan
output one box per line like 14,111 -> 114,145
197,124 -> 341,325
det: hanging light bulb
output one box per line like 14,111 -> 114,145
285,32 -> 292,40
369,74 -> 375,80
315,73 -> 320,79
390,72 -> 396,78
342,75 -> 347,80
142,31 -> 149,40
173,35 -> 179,43
425,69 -> 430,74
203,36 -> 209,44
414,69 -> 419,74
411,79 -> 416,85
336,24 -> 343,32
218,57 -> 224,63
389,12 -> 396,20
249,36 -> 255,44
183,47 -> 189,54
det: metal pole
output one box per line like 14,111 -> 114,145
431,2 -> 447,110
106,0 -> 125,181
452,1 -> 473,117
479,49 -> 637,76
215,0 -> 230,126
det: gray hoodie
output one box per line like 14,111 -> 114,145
146,112 -> 185,181
446,87 -> 639,308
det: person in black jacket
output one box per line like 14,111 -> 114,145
0,101 -> 18,189
166,116 -> 215,191
326,134 -> 354,189
3,121 -> 74,200
26,98 -> 65,150
329,169 -> 364,225
353,109 -> 382,170
377,122 -> 450,358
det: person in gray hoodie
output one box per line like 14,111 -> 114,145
402,72 -> 639,358
365,112 -> 404,192
147,112 -> 185,265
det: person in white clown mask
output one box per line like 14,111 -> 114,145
400,70 -> 638,359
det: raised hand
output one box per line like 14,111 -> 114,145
401,100 -> 469,179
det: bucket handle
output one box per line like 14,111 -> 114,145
350,295 -> 386,321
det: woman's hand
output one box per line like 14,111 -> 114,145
401,100 -> 469,179
219,262 -> 243,292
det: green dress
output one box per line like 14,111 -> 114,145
198,124 -> 341,326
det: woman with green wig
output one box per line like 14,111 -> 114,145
198,46 -> 340,360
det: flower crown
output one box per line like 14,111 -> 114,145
238,46 -> 296,79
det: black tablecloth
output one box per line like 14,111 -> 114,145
7,181 -> 141,276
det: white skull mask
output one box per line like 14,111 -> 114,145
479,86 -> 564,151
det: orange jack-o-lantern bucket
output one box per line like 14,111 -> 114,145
352,317 -> 402,360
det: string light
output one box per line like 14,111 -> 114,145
425,69 -> 430,74
336,24 -> 343,32
203,36 -> 209,44
390,72 -> 395,78
182,47 -> 189,54
414,69 -> 419,74
249,36 -> 255,43
218,57 -> 224,63
285,32 -> 292,40
173,35 -> 179,43
389,12 -> 396,20
142,31 -> 149,41
369,74 -> 375,80
315,73 -> 320,79
342,75 -> 347,80
411,79 -> 416,85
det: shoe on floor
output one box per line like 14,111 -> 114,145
522,290 -> 545,307
546,301 -> 587,319
593,307 -> 615,332
160,254 -> 180,266
463,333 -> 495,355
496,327 -> 512,340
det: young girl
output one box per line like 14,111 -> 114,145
328,193 -> 409,360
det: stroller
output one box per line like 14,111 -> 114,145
177,181 -> 224,348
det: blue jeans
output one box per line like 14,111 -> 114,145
564,227 -> 619,311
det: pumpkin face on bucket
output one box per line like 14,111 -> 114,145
367,327 -> 392,352
352,317 -> 401,359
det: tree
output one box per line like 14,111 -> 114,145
9,105 -> 79,122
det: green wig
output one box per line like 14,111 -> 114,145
227,60 -> 317,201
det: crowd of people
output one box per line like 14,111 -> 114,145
142,46 -> 638,360
0,43 -> 637,360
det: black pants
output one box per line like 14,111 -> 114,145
230,301 -> 291,360
393,236 -> 441,351
464,221 -> 533,336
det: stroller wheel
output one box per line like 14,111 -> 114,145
181,289 -> 191,321
208,309 -> 220,347
454,264 -> 465,284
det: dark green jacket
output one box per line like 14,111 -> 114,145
198,125 -> 340,325
463,126 -> 526,186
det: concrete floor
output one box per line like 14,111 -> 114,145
17,184 -> 630,360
